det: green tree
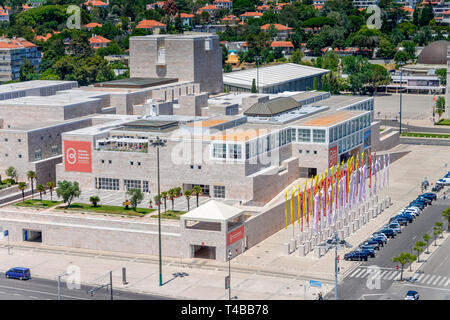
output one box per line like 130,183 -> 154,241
435,221 -> 444,239
5,166 -> 17,181
442,207 -> 450,231
168,188 -> 176,211
251,78 -> 257,93
435,96 -> 445,120
368,64 -> 390,96
192,185 -> 203,208
423,233 -> 431,254
436,68 -> 447,86
36,184 -> 45,201
56,180 -> 81,207
18,182 -> 27,203
27,170 -> 37,199
394,50 -> 409,66
46,181 -> 55,201
154,194 -> 161,206
127,188 -> 144,212
161,191 -> 168,212
290,49 -> 304,64
414,241 -> 426,263
223,63 -> 233,73
184,189 -> 192,211
392,252 -> 416,280
19,59 -> 38,81
89,196 -> 100,207
377,38 -> 396,59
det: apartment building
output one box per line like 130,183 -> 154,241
0,37 -> 41,82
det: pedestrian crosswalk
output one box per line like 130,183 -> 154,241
347,267 -> 450,288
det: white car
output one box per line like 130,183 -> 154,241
402,209 -> 420,217
438,178 -> 450,186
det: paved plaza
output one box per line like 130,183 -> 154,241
374,94 -> 438,121
0,143 -> 449,299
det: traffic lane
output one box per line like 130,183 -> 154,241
360,201 -> 449,268
383,281 -> 450,300
0,275 -> 172,300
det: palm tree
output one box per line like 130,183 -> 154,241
161,191 -> 168,213
184,189 -> 192,211
89,196 -> 100,207
36,184 -> 45,201
27,171 -> 37,199
18,182 -> 27,202
46,182 -> 55,201
168,188 -> 176,211
192,185 -> 202,207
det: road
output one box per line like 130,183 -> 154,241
0,274 -> 173,300
325,197 -> 450,300
377,119 -> 450,134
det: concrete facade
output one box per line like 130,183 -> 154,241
129,35 -> 223,94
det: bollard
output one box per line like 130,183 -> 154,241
122,267 -> 128,285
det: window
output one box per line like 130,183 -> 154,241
130,161 -> 134,165
138,162 -> 141,166
306,150 -> 310,154
314,150 -> 317,154
213,186 -> 225,198
143,181 -> 149,193
312,129 -> 326,143
18,139 -> 21,142
198,165 -> 202,169
212,143 -> 226,159
124,179 -> 141,191
4,138 -> 7,142
96,178 -> 120,190
5,154 -> 7,157
190,165 -> 194,169
18,154 -> 22,158
299,149 -> 302,154
108,160 -> 112,164
298,129 -> 311,142
228,144 -> 242,159
101,160 -> 105,164
51,145 -> 58,156
34,149 -> 42,160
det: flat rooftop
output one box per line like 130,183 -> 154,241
311,95 -> 372,110
222,63 -> 330,89
0,80 -> 77,94
292,110 -> 367,127
0,94 -> 98,106
94,77 -> 179,89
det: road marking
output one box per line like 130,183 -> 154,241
445,278 -> 450,287
393,273 -> 401,281
438,277 -> 447,286
386,271 -> 398,280
404,283 -> 450,292
427,275 -> 436,284
356,270 -> 368,278
349,269 -> 363,277
0,285 -> 89,300
378,270 -> 388,278
13,293 -> 21,296
415,273 -> 425,282
421,274 -> 430,283
29,296 -> 38,299
352,269 -> 365,278
432,276 -> 442,286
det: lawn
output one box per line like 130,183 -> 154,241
436,119 -> 450,126
401,132 -> 450,139
151,210 -> 186,220
16,199 -> 62,208
58,203 -> 156,217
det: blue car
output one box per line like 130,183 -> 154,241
421,193 -> 437,201
379,228 -> 396,238
365,239 -> 382,249
390,215 -> 408,225
344,251 -> 369,261
416,196 -> 432,205
399,212 -> 414,222
360,246 -> 376,257
5,267 -> 31,280
409,201 -> 425,209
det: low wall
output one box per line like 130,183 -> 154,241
0,185 -> 20,198
0,209 -> 183,257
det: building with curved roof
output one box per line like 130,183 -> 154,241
417,40 -> 450,65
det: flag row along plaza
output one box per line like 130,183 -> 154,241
283,151 -> 391,257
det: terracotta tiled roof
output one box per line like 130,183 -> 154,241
89,35 -> 110,44
261,23 -> 292,31
83,22 -> 103,28
239,12 -> 263,17
257,5 -> 270,11
84,0 -> 108,6
199,5 -> 218,10
443,10 -> 450,14
314,5 -> 323,9
136,19 -> 166,28
270,41 -> 294,48
179,13 -> 194,18
0,37 -> 37,49
213,0 -> 232,3
401,6 -> 414,13
222,14 -> 240,22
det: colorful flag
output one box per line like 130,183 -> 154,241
290,187 -> 296,225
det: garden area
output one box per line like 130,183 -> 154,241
151,210 -> 186,220
57,203 -> 155,217
436,119 -> 450,126
401,132 -> 450,139
16,199 -> 62,208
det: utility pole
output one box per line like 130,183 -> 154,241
255,56 -> 261,93
150,137 -> 167,287
57,272 -> 70,300
328,232 -> 352,300
399,67 -> 403,135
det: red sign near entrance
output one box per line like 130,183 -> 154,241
64,141 -> 92,173
328,146 -> 338,168
227,225 -> 244,246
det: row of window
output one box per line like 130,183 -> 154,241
329,114 -> 371,143
95,178 -> 150,192
99,159 -> 142,166
34,146 -> 59,161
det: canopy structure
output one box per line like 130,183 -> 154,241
181,200 -> 243,223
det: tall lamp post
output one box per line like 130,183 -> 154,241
227,250 -> 232,300
399,66 -> 403,134
328,232 -> 352,300
150,136 -> 167,287
57,272 -> 70,300
255,56 -> 261,93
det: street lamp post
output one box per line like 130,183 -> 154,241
57,272 -> 70,300
328,232 -> 352,300
150,137 -> 167,287
227,250 -> 232,300
399,67 -> 403,135
255,56 -> 261,93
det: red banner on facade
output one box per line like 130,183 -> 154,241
227,225 -> 244,246
328,146 -> 338,167
64,141 -> 92,173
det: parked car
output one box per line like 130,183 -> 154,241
439,178 -> 450,186
365,239 -> 382,249
360,245 -> 376,257
409,201 -> 425,210
387,222 -> 401,233
421,193 -> 437,201
344,250 -> 369,261
390,216 -> 408,226
372,232 -> 388,242
379,228 -> 396,238
399,212 -> 414,222
369,237 -> 385,247
402,209 -> 419,217
404,290 -> 419,300
416,196 -> 432,205
5,267 -> 31,280
402,206 -> 420,214
432,183 -> 443,192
